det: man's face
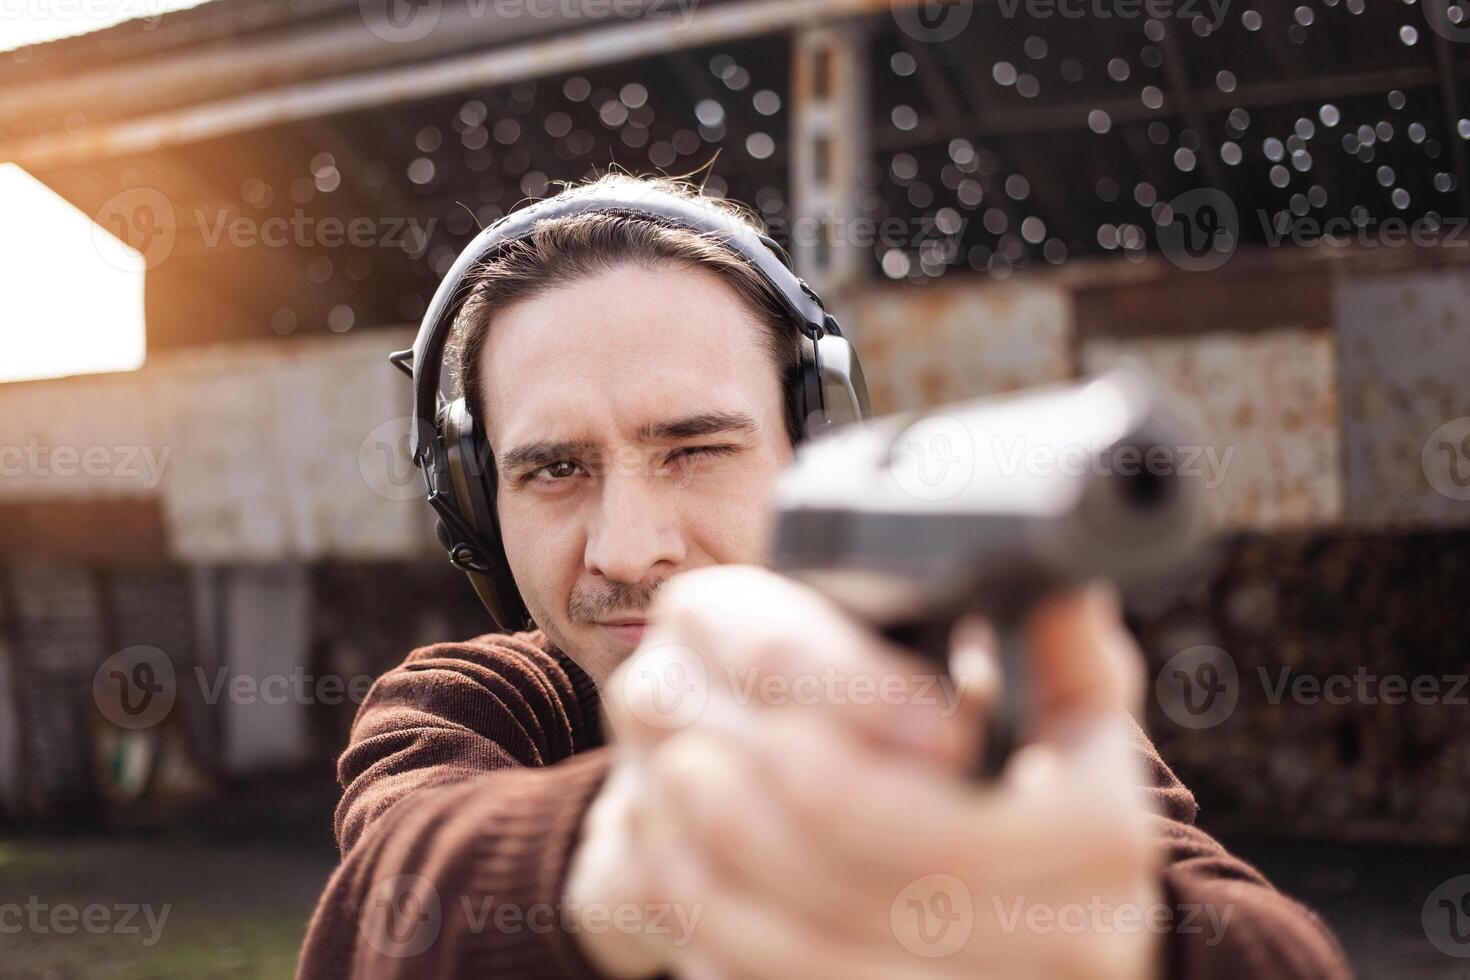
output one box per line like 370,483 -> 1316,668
480,262 -> 795,684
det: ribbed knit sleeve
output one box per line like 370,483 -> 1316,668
297,631 -> 613,980
1131,724 -> 1353,980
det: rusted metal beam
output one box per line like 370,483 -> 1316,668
0,0 -> 959,171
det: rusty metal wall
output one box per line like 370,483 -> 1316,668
1336,267 -> 1470,529
849,278 -> 1074,414
1135,527 -> 1470,847
2,264 -> 1466,561
0,258 -> 1464,553
1081,329 -> 1342,531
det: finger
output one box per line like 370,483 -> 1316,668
637,565 -> 973,768
647,728 -> 891,939
606,645 -> 753,750
653,836 -> 934,980
749,711 -> 1153,897
1024,585 -> 1146,743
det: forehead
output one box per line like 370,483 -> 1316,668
479,263 -> 782,446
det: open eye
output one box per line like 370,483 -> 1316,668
531,459 -> 584,481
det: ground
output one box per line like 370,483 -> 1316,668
0,836 -> 336,979
0,828 -> 1462,977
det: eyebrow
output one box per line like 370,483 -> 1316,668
636,411 -> 759,441
498,411 -> 760,475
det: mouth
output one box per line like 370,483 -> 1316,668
595,620 -> 648,646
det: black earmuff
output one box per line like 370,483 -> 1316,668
391,182 -> 872,632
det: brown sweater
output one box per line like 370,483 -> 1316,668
297,629 -> 1352,980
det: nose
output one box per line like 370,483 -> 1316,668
583,471 -> 687,588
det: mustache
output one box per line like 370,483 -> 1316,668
568,578 -> 668,625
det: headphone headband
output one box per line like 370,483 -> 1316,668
397,182 -> 832,462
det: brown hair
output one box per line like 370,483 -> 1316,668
447,173 -> 805,446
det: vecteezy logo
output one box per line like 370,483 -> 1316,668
1156,188 -> 1239,272
360,0 -> 441,44
1423,0 -> 1470,44
93,646 -> 176,731
1156,645 -> 1239,730
359,417 -> 425,502
619,643 -> 709,731
1423,875 -> 1470,957
93,187 -> 177,271
889,414 -> 975,502
360,875 -> 442,958
892,0 -> 974,43
1423,418 -> 1470,501
891,874 -> 973,957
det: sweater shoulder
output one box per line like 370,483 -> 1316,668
401,629 -> 562,682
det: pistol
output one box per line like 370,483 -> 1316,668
768,370 -> 1209,778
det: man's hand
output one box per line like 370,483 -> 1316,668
566,566 -> 1161,980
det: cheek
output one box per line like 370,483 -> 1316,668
688,451 -> 789,564
497,497 -> 580,609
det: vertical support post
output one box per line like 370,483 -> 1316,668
791,22 -> 871,331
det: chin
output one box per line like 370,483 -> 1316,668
553,624 -> 625,689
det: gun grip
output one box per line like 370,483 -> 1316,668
978,625 -> 1027,778
880,617 -> 1029,780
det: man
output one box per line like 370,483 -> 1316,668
298,174 -> 1350,979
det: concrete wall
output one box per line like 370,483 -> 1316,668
0,329 -> 436,563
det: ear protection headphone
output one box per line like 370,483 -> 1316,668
391,181 -> 872,631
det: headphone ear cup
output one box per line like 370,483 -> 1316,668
790,326 -> 871,442
794,329 -> 826,441
441,399 -> 533,631
813,331 -> 871,427
434,517 -> 454,551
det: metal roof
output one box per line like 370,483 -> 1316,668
3,0 -> 1466,348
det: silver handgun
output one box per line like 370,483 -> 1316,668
769,370 -> 1210,777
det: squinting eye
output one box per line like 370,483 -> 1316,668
668,445 -> 736,465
